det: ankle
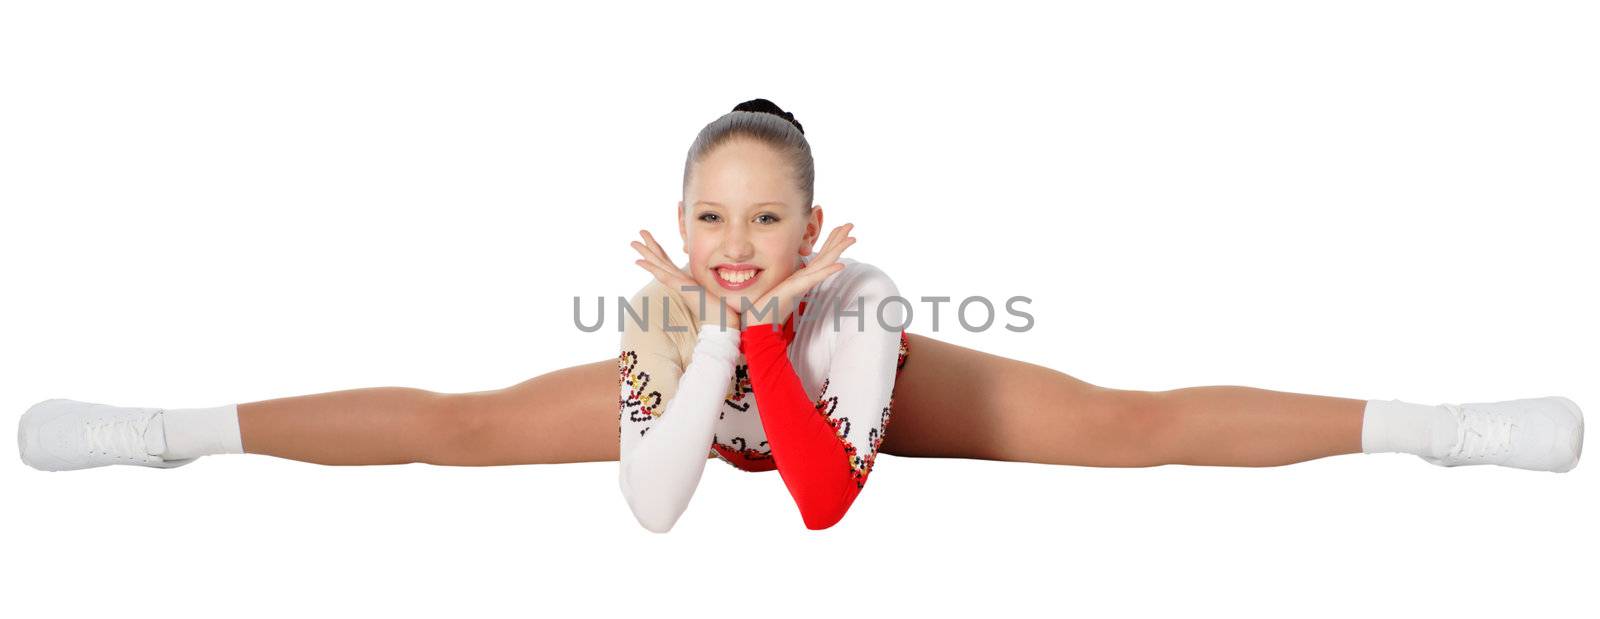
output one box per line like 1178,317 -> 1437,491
160,404 -> 244,460
1361,399 -> 1457,458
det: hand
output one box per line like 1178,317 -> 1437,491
630,229 -> 743,329
745,223 -> 855,329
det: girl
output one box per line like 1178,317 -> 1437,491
616,99 -> 910,531
618,222 -> 902,532
18,99 -> 1586,531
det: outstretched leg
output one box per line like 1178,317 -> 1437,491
239,360 -> 622,466
877,333 -> 1364,467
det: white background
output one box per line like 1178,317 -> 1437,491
3,1 -> 1595,616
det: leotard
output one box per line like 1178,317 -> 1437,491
617,256 -> 909,531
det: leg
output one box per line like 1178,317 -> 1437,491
240,360 -> 622,466
878,333 -> 1364,467
239,334 -> 1360,468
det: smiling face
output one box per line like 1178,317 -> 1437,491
679,137 -> 824,308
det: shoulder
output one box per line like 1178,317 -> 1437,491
820,257 -> 899,299
632,276 -> 704,322
805,258 -> 906,334
620,279 -> 699,347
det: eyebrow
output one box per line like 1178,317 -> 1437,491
693,201 -> 788,208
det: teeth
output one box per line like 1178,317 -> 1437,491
717,268 -> 756,284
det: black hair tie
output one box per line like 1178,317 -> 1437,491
732,98 -> 804,134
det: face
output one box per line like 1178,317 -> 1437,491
679,137 -> 823,307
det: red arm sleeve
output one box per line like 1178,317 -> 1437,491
738,323 -> 861,530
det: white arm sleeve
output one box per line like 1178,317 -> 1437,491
818,264 -> 903,487
618,321 -> 740,533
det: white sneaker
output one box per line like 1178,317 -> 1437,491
1420,396 -> 1584,472
18,399 -> 197,471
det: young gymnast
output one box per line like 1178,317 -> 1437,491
18,99 -> 1586,532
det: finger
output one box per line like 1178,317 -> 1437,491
634,259 -> 671,280
632,231 -> 667,266
640,230 -> 675,265
630,240 -> 676,273
629,240 -> 660,263
819,224 -> 847,253
803,224 -> 845,262
805,226 -> 849,268
798,261 -> 847,287
775,260 -> 846,301
817,229 -> 854,257
816,223 -> 855,258
635,234 -> 670,268
636,258 -> 692,288
828,224 -> 856,251
761,266 -> 842,314
811,234 -> 855,269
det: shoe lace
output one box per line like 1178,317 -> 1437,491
1442,403 -> 1520,461
85,413 -> 160,461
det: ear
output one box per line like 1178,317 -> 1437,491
800,204 -> 824,256
677,200 -> 689,253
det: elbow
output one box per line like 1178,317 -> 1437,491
801,507 -> 847,531
632,508 -> 679,534
619,467 -> 682,534
796,488 -> 858,530
783,465 -> 868,531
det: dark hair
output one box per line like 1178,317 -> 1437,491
681,98 -> 814,212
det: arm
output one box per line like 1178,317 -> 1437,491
738,266 -> 903,530
617,289 -> 740,533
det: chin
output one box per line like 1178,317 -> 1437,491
725,289 -> 760,303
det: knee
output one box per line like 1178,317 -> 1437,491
1089,388 -> 1176,467
419,391 -> 494,464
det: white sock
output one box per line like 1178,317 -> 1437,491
1361,399 -> 1458,458
159,404 -> 244,460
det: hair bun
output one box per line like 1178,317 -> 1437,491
732,98 -> 804,134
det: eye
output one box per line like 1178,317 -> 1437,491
756,213 -> 780,224
697,213 -> 721,223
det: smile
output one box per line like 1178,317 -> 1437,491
713,266 -> 762,290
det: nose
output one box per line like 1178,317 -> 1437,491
720,223 -> 755,261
